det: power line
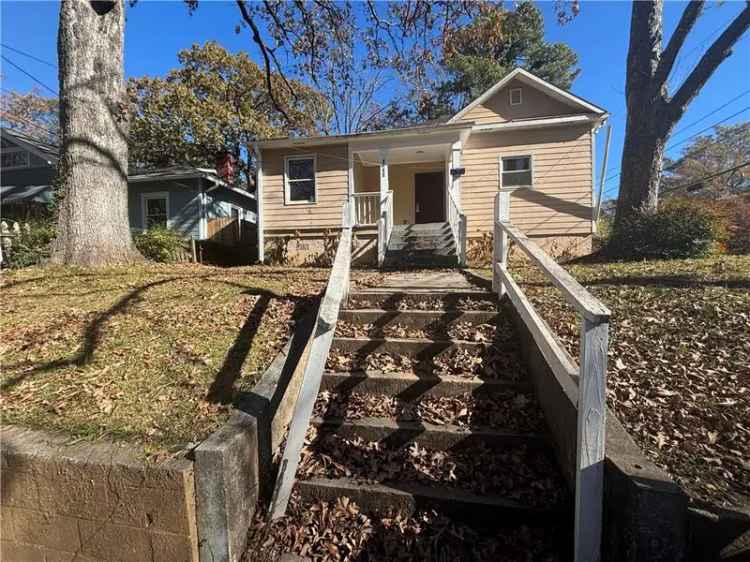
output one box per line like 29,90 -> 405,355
1,55 -> 57,96
661,160 -> 750,196
663,123 -> 749,172
670,89 -> 750,137
0,111 -> 59,139
0,43 -> 56,68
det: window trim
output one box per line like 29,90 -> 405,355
284,154 -> 317,205
1,147 -> 31,170
499,155 -> 534,190
509,87 -> 523,106
141,191 -> 170,230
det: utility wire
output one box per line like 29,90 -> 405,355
0,55 -> 57,96
660,160 -> 749,196
0,43 -> 56,68
0,111 -> 59,139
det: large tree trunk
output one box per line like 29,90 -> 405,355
51,0 -> 140,266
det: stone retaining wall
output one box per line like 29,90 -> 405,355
1,426 -> 199,562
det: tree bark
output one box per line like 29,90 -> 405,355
52,0 -> 140,265
614,0 -> 750,228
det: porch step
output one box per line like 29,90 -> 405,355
385,221 -> 459,268
347,289 -> 496,310
331,336 -> 487,357
338,308 -> 500,329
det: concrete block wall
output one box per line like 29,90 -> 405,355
1,426 -> 199,562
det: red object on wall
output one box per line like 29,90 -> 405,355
216,153 -> 236,183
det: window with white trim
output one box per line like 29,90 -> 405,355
285,155 -> 316,204
509,88 -> 522,106
1,148 -> 30,170
143,193 -> 169,229
500,156 -> 533,189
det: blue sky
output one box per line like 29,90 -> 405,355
2,0 -> 749,202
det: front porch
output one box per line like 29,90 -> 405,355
347,138 -> 467,266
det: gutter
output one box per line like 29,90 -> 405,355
470,114 -> 606,134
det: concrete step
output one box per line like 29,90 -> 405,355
387,239 -> 456,251
296,477 -> 567,524
320,370 -> 530,398
310,416 -> 548,451
392,222 -> 452,234
331,336 -> 488,358
347,290 -> 496,311
338,309 -> 500,329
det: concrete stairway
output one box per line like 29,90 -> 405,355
383,222 -> 459,268
291,277 -> 572,556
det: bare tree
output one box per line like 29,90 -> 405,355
52,0 -> 139,265
615,0 -> 750,227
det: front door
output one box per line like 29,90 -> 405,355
414,172 -> 445,224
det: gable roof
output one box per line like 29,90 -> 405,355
0,127 -> 59,164
447,68 -> 607,124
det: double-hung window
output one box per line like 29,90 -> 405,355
285,155 -> 316,204
1,148 -> 30,170
500,156 -> 533,189
142,192 -> 169,229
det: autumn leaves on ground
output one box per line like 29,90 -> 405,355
0,265 -> 330,457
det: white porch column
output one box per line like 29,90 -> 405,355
450,140 -> 462,205
379,150 -> 389,199
253,143 -> 264,263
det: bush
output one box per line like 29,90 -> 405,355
134,227 -> 187,262
605,199 -> 725,260
3,221 -> 56,268
727,199 -> 750,255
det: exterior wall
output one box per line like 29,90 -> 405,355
456,77 -> 587,125
128,179 -> 202,239
206,186 -> 257,224
1,426 -> 199,562
461,124 -> 594,252
261,143 -> 349,231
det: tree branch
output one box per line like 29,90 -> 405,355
235,0 -> 291,124
653,0 -> 704,86
670,2 -> 750,111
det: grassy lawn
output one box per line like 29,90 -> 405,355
476,254 -> 750,509
0,264 -> 385,458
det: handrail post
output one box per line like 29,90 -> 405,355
493,192 -> 510,295
574,316 -> 608,562
458,213 -> 467,267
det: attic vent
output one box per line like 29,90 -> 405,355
509,88 -> 523,106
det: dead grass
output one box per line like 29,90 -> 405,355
0,264 -> 383,456
474,254 -> 750,509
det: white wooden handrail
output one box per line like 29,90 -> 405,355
492,192 -> 609,562
377,190 -> 393,267
351,191 -> 380,225
447,189 -> 467,266
268,199 -> 353,520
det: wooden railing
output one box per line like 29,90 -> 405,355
377,190 -> 393,266
351,191 -> 380,225
268,198 -> 353,520
447,189 -> 467,266
492,191 -> 610,562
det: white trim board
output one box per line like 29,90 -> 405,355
448,68 -> 606,124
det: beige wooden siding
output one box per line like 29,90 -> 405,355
462,125 -> 593,237
456,78 -> 587,125
262,143 -> 349,230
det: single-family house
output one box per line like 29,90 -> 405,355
0,128 -> 257,255
254,68 -> 608,266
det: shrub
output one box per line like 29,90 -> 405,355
605,198 -> 725,260
134,227 -> 186,262
727,199 -> 750,255
3,220 -> 56,268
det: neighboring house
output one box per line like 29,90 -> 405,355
254,68 -> 608,265
0,128 -> 257,253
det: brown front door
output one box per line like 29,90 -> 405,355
414,172 -> 445,224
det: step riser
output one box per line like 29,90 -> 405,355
331,337 -> 487,358
320,372 -> 529,399
296,479 -> 564,525
348,292 -> 496,311
311,417 -> 548,451
338,309 -> 499,329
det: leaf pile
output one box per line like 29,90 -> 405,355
313,391 -> 544,432
335,320 -> 499,342
300,429 -> 565,507
245,494 -> 567,562
497,254 -> 750,508
347,293 -> 497,311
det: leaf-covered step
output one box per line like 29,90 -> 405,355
299,432 -> 567,509
310,416 -> 548,452
312,391 -> 546,433
331,336 -> 488,358
326,345 -> 528,381
247,494 -> 571,562
338,308 -> 500,330
320,370 -> 530,399
347,290 -> 496,311
335,317 -> 501,342
295,477 -> 567,526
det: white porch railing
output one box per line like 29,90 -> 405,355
377,190 -> 393,266
492,191 -> 610,562
448,189 -> 467,266
351,191 -> 380,225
